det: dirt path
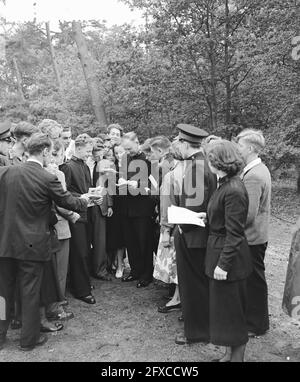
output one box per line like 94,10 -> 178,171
1,216 -> 300,362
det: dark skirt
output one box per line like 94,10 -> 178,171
209,278 -> 248,347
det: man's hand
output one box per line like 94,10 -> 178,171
214,266 -> 228,281
161,231 -> 171,248
80,194 -> 90,203
195,212 -> 207,225
70,212 -> 81,224
93,196 -> 104,206
107,207 -> 113,217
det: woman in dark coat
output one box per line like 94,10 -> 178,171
201,140 -> 253,362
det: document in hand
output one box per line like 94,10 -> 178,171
87,186 -> 104,208
167,205 -> 206,227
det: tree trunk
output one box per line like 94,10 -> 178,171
46,22 -> 67,108
206,5 -> 218,130
72,21 -> 107,131
224,0 -> 232,125
12,57 -> 25,102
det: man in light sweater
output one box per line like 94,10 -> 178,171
237,129 -> 271,337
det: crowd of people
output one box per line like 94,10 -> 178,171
0,119 -> 272,361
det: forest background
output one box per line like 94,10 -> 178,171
0,0 -> 299,189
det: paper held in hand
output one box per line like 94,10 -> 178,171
87,186 -> 104,207
168,205 -> 206,227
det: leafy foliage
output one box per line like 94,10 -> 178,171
0,0 -> 299,183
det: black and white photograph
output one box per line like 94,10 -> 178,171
0,0 -> 299,365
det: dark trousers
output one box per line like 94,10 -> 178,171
88,206 -> 108,278
246,243 -> 269,334
0,258 -> 44,347
40,257 -> 61,307
69,221 -> 91,298
122,216 -> 154,282
174,229 -> 209,341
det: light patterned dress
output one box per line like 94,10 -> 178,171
153,161 -> 186,284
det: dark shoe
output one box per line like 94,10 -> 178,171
40,323 -> 64,333
20,334 -> 48,351
76,295 -> 96,304
47,310 -> 74,322
122,274 -> 137,282
178,315 -> 184,322
11,319 -> 22,330
175,334 -> 208,345
248,330 -> 267,338
158,303 -> 181,313
136,280 -> 151,288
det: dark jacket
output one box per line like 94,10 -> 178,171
119,152 -> 156,218
0,161 -> 87,262
179,151 -> 217,248
60,156 -> 92,222
205,175 -> 252,281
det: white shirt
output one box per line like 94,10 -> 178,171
27,158 -> 43,168
242,157 -> 261,177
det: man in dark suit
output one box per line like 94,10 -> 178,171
172,124 -> 217,345
0,121 -> 12,167
237,129 -> 271,337
120,132 -> 156,288
0,133 -> 89,351
60,134 -> 97,304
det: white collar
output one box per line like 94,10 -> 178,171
27,158 -> 43,168
243,158 -> 261,175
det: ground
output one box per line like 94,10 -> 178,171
1,181 -> 300,362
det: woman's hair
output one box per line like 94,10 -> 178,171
37,119 -> 63,140
206,139 -> 244,177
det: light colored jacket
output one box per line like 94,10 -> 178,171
242,161 -> 271,245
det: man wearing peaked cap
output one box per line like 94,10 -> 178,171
172,123 -> 217,345
0,121 -> 12,167
177,124 -> 209,143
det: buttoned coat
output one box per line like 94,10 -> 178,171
0,161 -> 87,262
205,175 -> 252,281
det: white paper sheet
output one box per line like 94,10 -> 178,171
168,205 -> 206,227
